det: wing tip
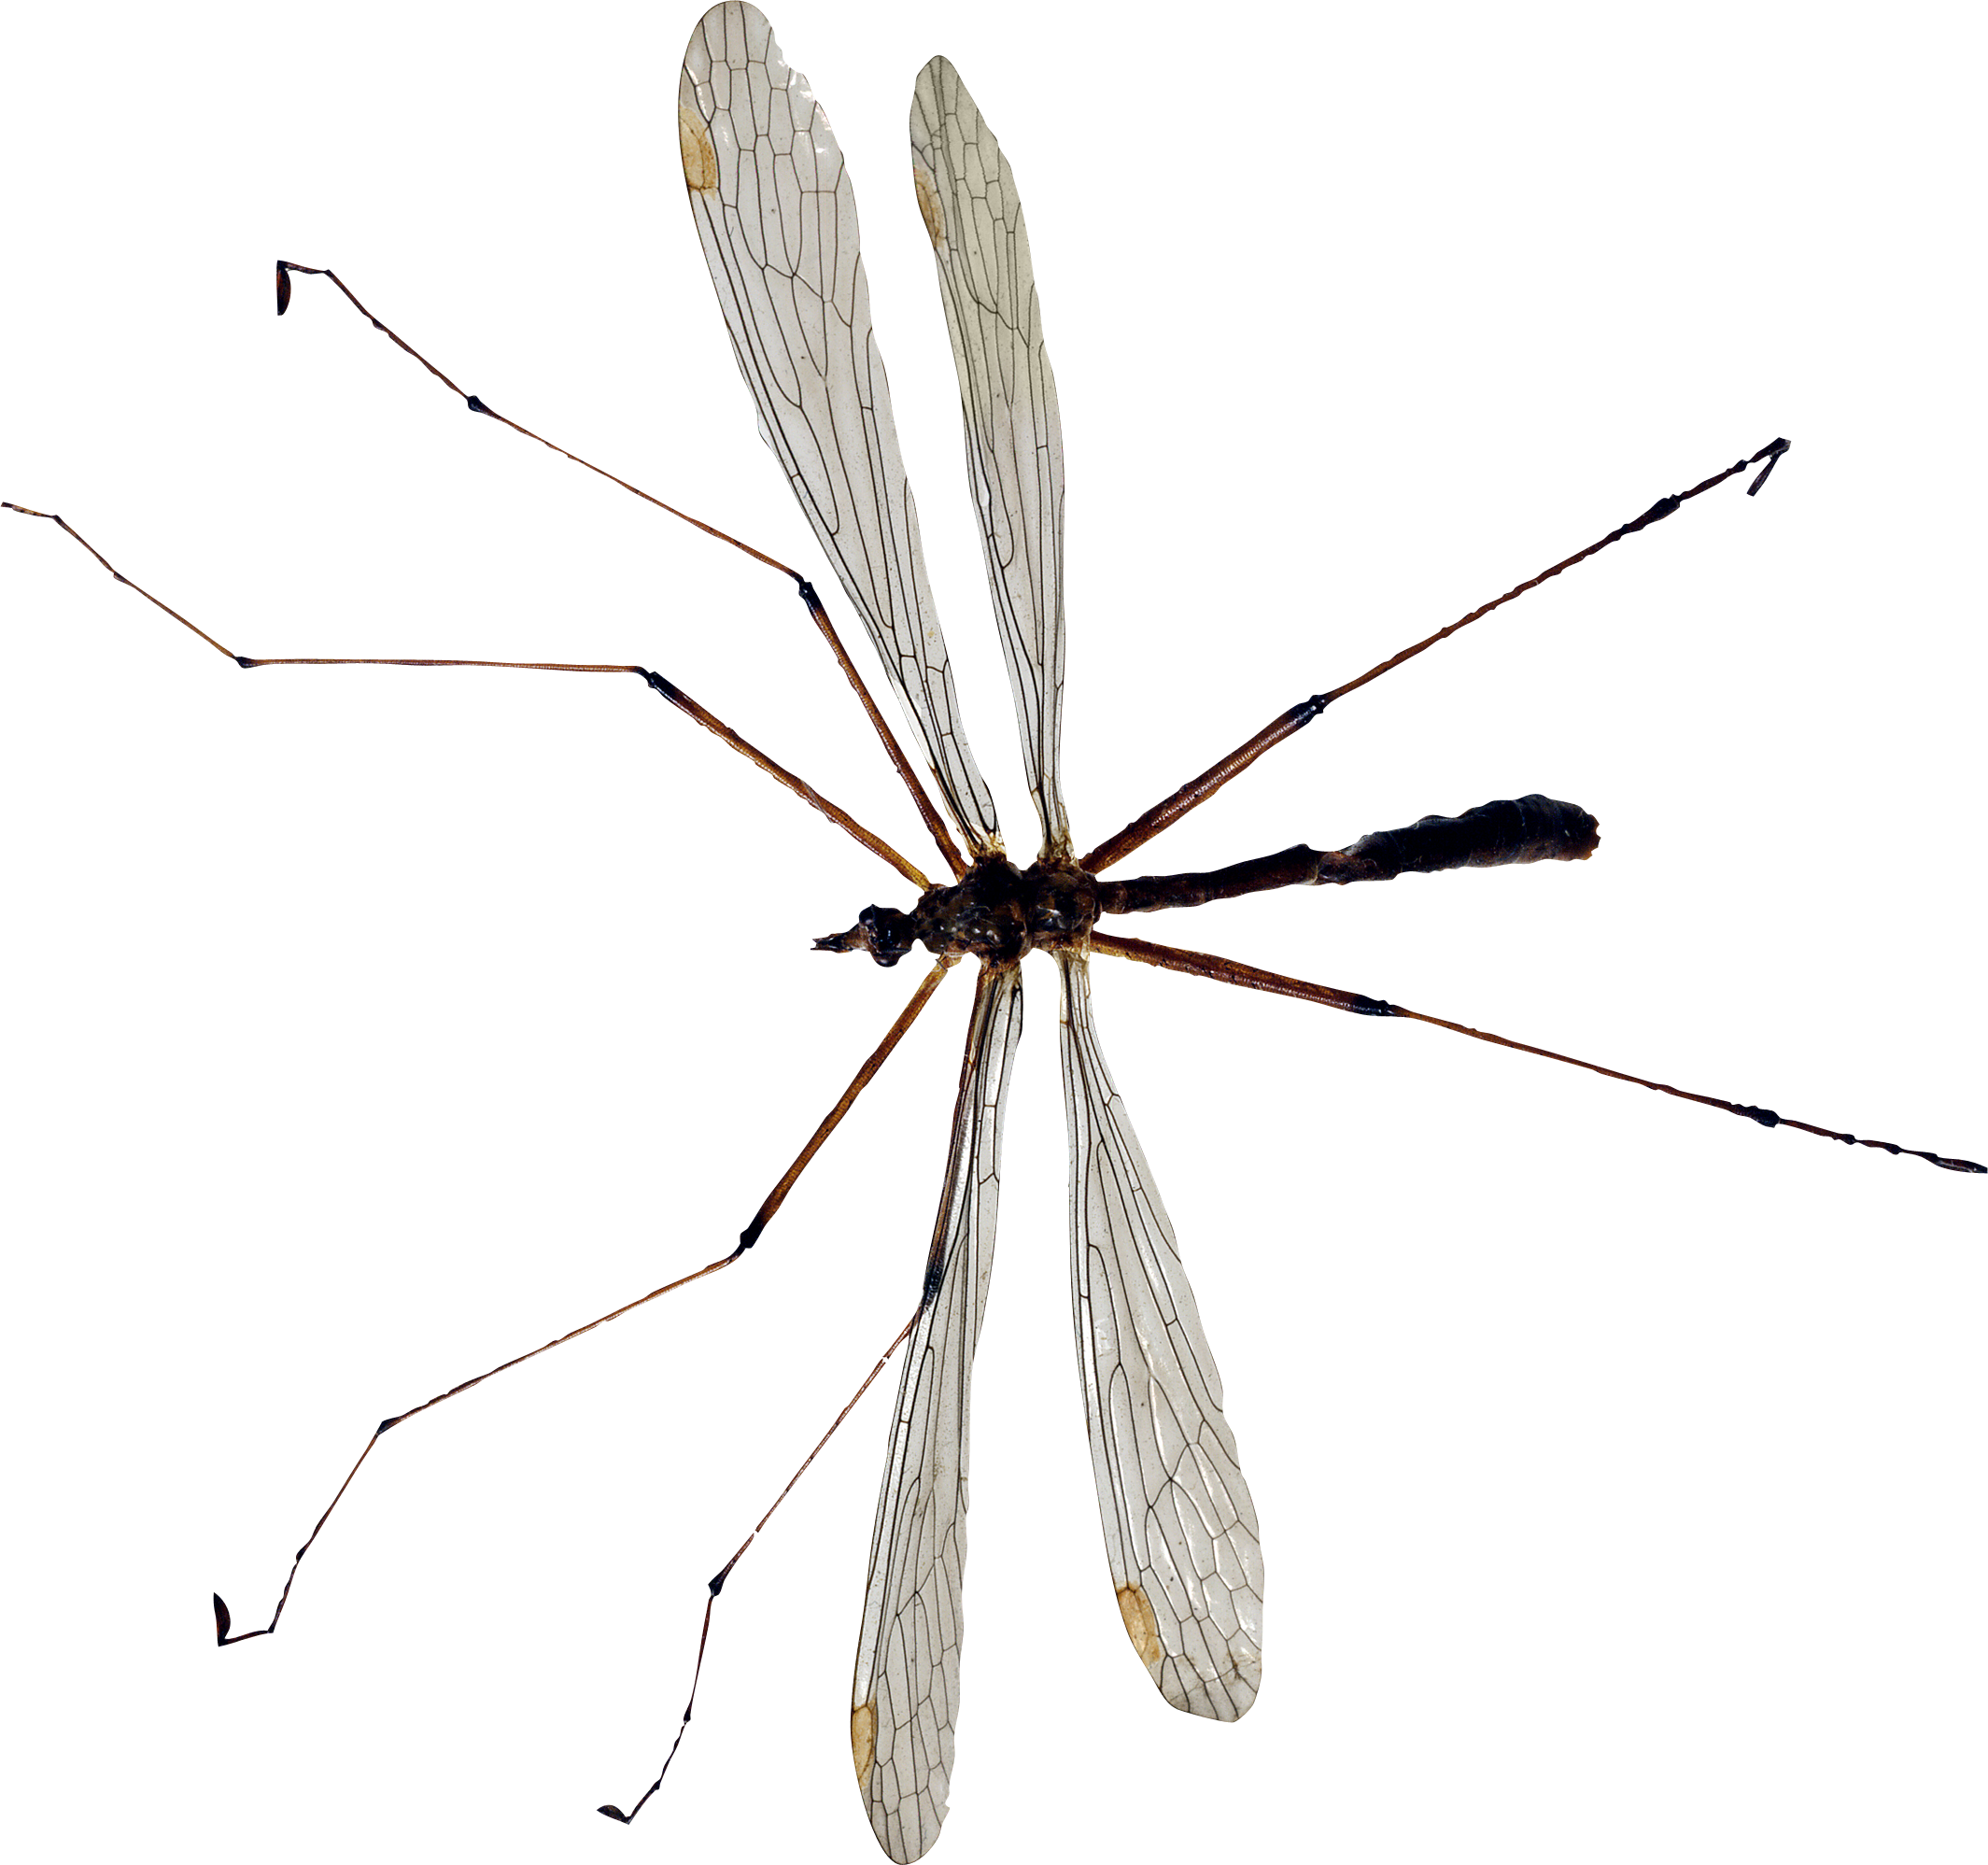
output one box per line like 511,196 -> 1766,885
1159,1649 -> 1262,1723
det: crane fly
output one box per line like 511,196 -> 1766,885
6,4 -> 1982,1863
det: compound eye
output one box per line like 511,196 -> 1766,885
852,905 -> 915,966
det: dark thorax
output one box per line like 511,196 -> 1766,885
818,856 -> 1100,967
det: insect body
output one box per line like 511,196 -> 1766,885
7,3 -> 1980,1860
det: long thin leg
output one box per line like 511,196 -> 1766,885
271,262 -> 967,880
740,958 -> 956,1250
214,1243 -> 748,1647
597,1300 -> 923,1828
212,958 -> 955,1646
1079,440 -> 1790,875
1091,929 -> 1983,1175
4,503 -> 928,889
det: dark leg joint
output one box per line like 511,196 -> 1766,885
1618,494 -> 1682,538
1747,437 -> 1791,494
466,394 -> 491,415
1738,1105 -> 1781,1128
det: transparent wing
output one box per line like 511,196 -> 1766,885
909,58 -> 1069,859
1056,950 -> 1262,1719
852,962 -> 1022,1863
679,4 -> 1001,856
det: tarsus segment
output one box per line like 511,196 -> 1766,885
1092,928 -> 1983,1175
1079,440 -> 1791,876
214,1242 -> 751,1647
274,262 -> 796,576
4,503 -> 237,659
597,1301 -> 923,1828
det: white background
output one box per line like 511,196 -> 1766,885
4,2 -> 1984,1860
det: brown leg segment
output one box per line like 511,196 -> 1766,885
6,502 -> 928,888
738,958 -> 956,1250
1091,929 -> 1983,1175
1079,441 -> 1790,876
